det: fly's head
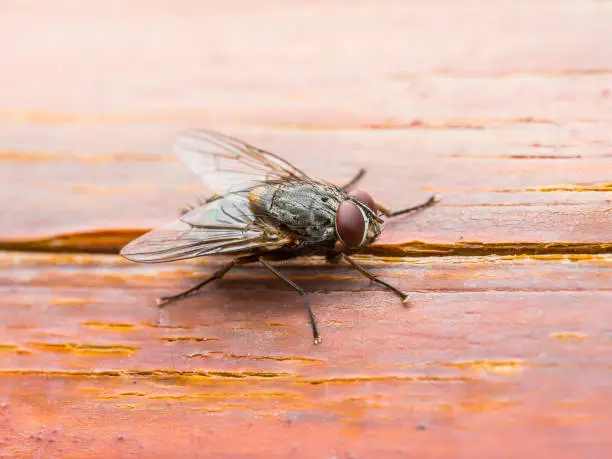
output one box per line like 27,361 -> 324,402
335,190 -> 383,252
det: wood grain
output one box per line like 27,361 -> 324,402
2,252 -> 612,458
1,1 -> 611,245
1,0 -> 611,457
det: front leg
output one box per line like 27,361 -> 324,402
342,255 -> 409,303
341,168 -> 367,191
377,194 -> 438,218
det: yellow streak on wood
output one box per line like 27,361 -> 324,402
27,342 -> 140,354
550,332 -> 589,341
82,322 -> 137,331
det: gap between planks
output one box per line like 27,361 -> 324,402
0,229 -> 610,257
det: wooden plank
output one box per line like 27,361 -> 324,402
2,133 -> 611,245
1,252 -> 611,457
0,0 -> 610,246
1,1 -> 611,457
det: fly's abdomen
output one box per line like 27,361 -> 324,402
249,183 -> 340,242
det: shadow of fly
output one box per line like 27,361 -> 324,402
120,130 -> 437,344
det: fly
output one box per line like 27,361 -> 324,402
120,130 -> 437,344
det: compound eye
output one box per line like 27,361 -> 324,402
336,200 -> 367,248
351,190 -> 376,212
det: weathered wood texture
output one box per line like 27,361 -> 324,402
2,0 -> 611,245
2,253 -> 612,458
1,0 -> 611,457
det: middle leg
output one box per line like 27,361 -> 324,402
259,258 -> 321,344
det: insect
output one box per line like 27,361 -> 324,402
120,130 -> 437,344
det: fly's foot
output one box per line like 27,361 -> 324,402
401,294 -> 411,305
156,296 -> 174,308
313,335 -> 323,345
156,298 -> 167,308
157,291 -> 192,307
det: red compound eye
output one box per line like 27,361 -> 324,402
336,200 -> 366,248
350,190 -> 376,212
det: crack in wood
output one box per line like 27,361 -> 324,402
1,230 -> 610,257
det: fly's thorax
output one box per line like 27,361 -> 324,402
248,182 -> 342,243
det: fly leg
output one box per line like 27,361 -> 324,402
157,255 -> 257,307
342,255 -> 409,304
377,194 -> 438,218
259,258 -> 321,345
341,168 -> 367,191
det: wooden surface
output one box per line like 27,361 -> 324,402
1,1 -> 611,457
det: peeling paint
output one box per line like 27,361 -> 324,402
195,353 -> 326,363
438,359 -> 544,376
27,342 -> 139,354
82,322 -> 136,331
0,369 -> 292,379
300,375 -> 481,385
159,337 -> 219,343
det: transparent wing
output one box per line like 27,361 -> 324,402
174,129 -> 311,195
120,191 -> 289,263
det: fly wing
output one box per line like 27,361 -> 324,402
174,129 -> 312,195
120,191 -> 289,263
